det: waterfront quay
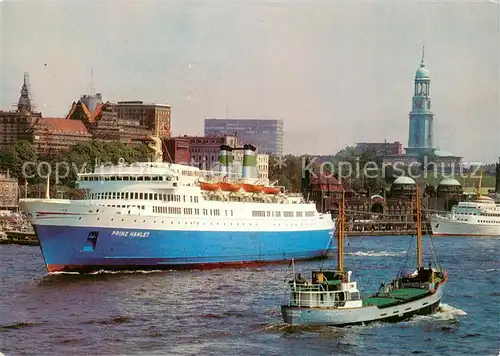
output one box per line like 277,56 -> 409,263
339,208 -> 433,237
0,214 -> 37,246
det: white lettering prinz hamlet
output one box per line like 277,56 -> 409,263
111,230 -> 150,238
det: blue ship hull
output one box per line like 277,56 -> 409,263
33,225 -> 333,273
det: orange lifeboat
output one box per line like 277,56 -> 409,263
241,183 -> 264,193
219,182 -> 241,192
263,186 -> 281,195
200,181 -> 220,191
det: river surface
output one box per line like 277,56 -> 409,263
0,236 -> 498,356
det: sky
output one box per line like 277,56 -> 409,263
1,0 -> 499,163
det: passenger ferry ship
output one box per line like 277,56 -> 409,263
431,175 -> 500,237
19,139 -> 334,273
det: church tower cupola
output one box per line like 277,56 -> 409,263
406,46 -> 434,157
17,72 -> 33,113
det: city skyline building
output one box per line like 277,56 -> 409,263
406,47 -> 434,157
382,49 -> 462,173
204,118 -> 283,156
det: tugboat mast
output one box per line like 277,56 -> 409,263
337,191 -> 345,272
415,185 -> 422,269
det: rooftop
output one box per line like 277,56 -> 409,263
37,118 -> 89,135
116,101 -> 171,108
393,176 -> 416,185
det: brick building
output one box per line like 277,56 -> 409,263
115,101 -> 171,139
356,141 -> 403,156
1,74 -> 91,155
32,118 -> 91,155
162,137 -> 190,164
0,172 -> 19,211
89,102 -> 151,144
184,135 -> 238,170
68,99 -> 172,144
0,73 -> 42,150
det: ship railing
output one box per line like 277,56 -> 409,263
288,289 -> 349,308
290,282 -> 326,292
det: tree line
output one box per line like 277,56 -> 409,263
0,140 -> 151,198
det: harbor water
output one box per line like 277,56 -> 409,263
0,236 -> 498,356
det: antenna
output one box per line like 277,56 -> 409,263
421,43 -> 425,65
90,67 -> 94,96
225,105 -> 228,135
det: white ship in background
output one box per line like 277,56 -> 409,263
431,174 -> 500,237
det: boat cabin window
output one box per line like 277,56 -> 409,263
137,176 -> 144,181
350,292 -> 360,300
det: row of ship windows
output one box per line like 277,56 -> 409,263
152,207 -> 229,216
252,211 -> 315,218
457,218 -> 500,224
458,212 -> 500,217
83,216 -> 316,228
80,175 -> 179,182
91,192 -> 199,203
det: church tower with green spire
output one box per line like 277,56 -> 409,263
406,47 -> 435,157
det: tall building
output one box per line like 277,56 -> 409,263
0,73 -> 42,150
204,118 -> 283,155
406,48 -> 434,157
115,101 -> 171,139
68,100 -> 172,144
0,171 -> 19,211
382,49 -> 462,173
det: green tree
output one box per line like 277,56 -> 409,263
0,140 -> 38,183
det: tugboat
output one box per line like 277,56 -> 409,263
281,186 -> 448,326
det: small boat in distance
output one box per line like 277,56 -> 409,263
281,186 -> 448,326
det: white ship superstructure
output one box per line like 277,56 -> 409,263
431,195 -> 500,236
